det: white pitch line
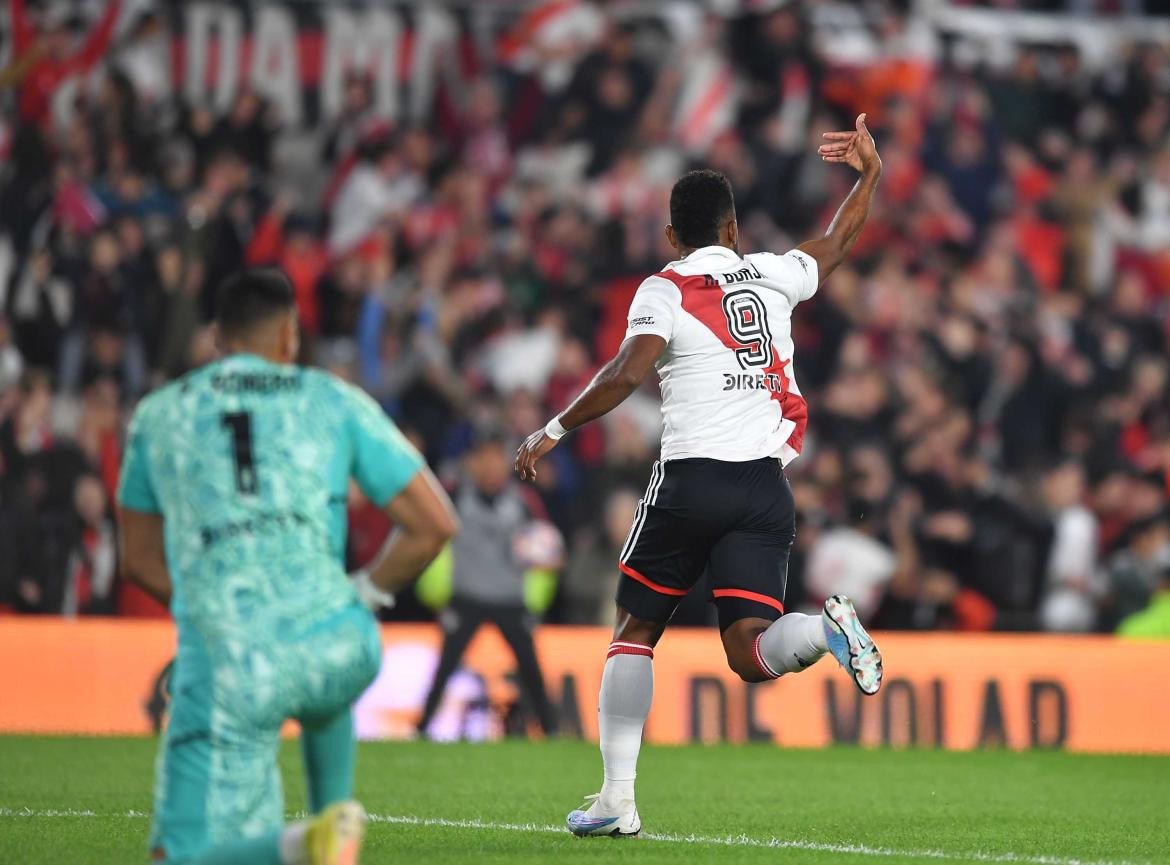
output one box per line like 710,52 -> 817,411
366,814 -> 1147,865
0,807 -> 1148,865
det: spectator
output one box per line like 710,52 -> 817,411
0,3 -> 1166,639
1039,459 -> 1101,632
7,248 -> 72,369
1101,512 -> 1170,629
0,314 -> 25,400
1117,567 -> 1170,639
61,473 -> 117,616
416,429 -> 558,737
559,20 -> 654,175
561,488 -> 639,625
4,0 -> 123,131
328,134 -> 423,256
804,446 -> 901,619
246,199 -> 327,334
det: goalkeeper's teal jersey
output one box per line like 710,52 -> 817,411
117,353 -> 423,629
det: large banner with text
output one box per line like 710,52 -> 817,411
1,619 -> 1168,753
161,1 -> 476,128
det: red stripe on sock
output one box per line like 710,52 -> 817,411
752,632 -> 780,679
712,588 -> 785,613
618,561 -> 688,596
607,641 -> 654,660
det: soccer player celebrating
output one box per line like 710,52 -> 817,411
515,114 -> 884,837
117,269 -> 457,865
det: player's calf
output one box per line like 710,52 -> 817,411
724,600 -> 883,696
720,618 -> 777,683
566,606 -> 662,838
721,614 -> 827,682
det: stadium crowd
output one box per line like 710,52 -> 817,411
0,0 -> 1168,635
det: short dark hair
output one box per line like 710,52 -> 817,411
468,423 -> 508,452
216,268 -> 295,340
669,169 -> 736,249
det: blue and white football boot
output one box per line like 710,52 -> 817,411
566,793 -> 641,837
823,594 -> 883,695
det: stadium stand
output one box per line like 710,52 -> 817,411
0,0 -> 1168,635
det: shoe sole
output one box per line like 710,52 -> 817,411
824,595 -> 883,696
574,827 -> 641,838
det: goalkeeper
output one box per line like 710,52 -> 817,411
117,268 -> 457,865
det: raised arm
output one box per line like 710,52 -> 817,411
515,333 -> 666,482
9,0 -> 33,54
798,113 -> 882,285
75,0 -> 123,72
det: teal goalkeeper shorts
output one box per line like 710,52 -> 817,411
150,600 -> 382,863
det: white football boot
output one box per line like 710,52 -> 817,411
822,594 -> 883,696
566,792 -> 641,837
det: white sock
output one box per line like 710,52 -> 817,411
598,641 -> 653,807
754,612 -> 827,679
278,821 -> 309,865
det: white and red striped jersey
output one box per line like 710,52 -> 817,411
623,245 -> 818,465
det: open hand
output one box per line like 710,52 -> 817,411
515,430 -> 558,482
818,113 -> 881,176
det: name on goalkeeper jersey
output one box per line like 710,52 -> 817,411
210,371 -> 302,393
722,372 -> 784,392
200,510 -> 311,548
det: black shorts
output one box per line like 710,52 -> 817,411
616,456 -> 795,631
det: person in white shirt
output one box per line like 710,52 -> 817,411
1039,459 -> 1100,632
515,114 -> 884,838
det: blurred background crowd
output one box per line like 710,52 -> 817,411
1,0 -> 1169,636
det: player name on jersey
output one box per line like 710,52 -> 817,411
707,262 -> 764,285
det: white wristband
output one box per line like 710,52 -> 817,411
544,416 -> 567,441
350,569 -> 396,611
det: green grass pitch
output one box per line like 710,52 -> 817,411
1,737 -> 1168,864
